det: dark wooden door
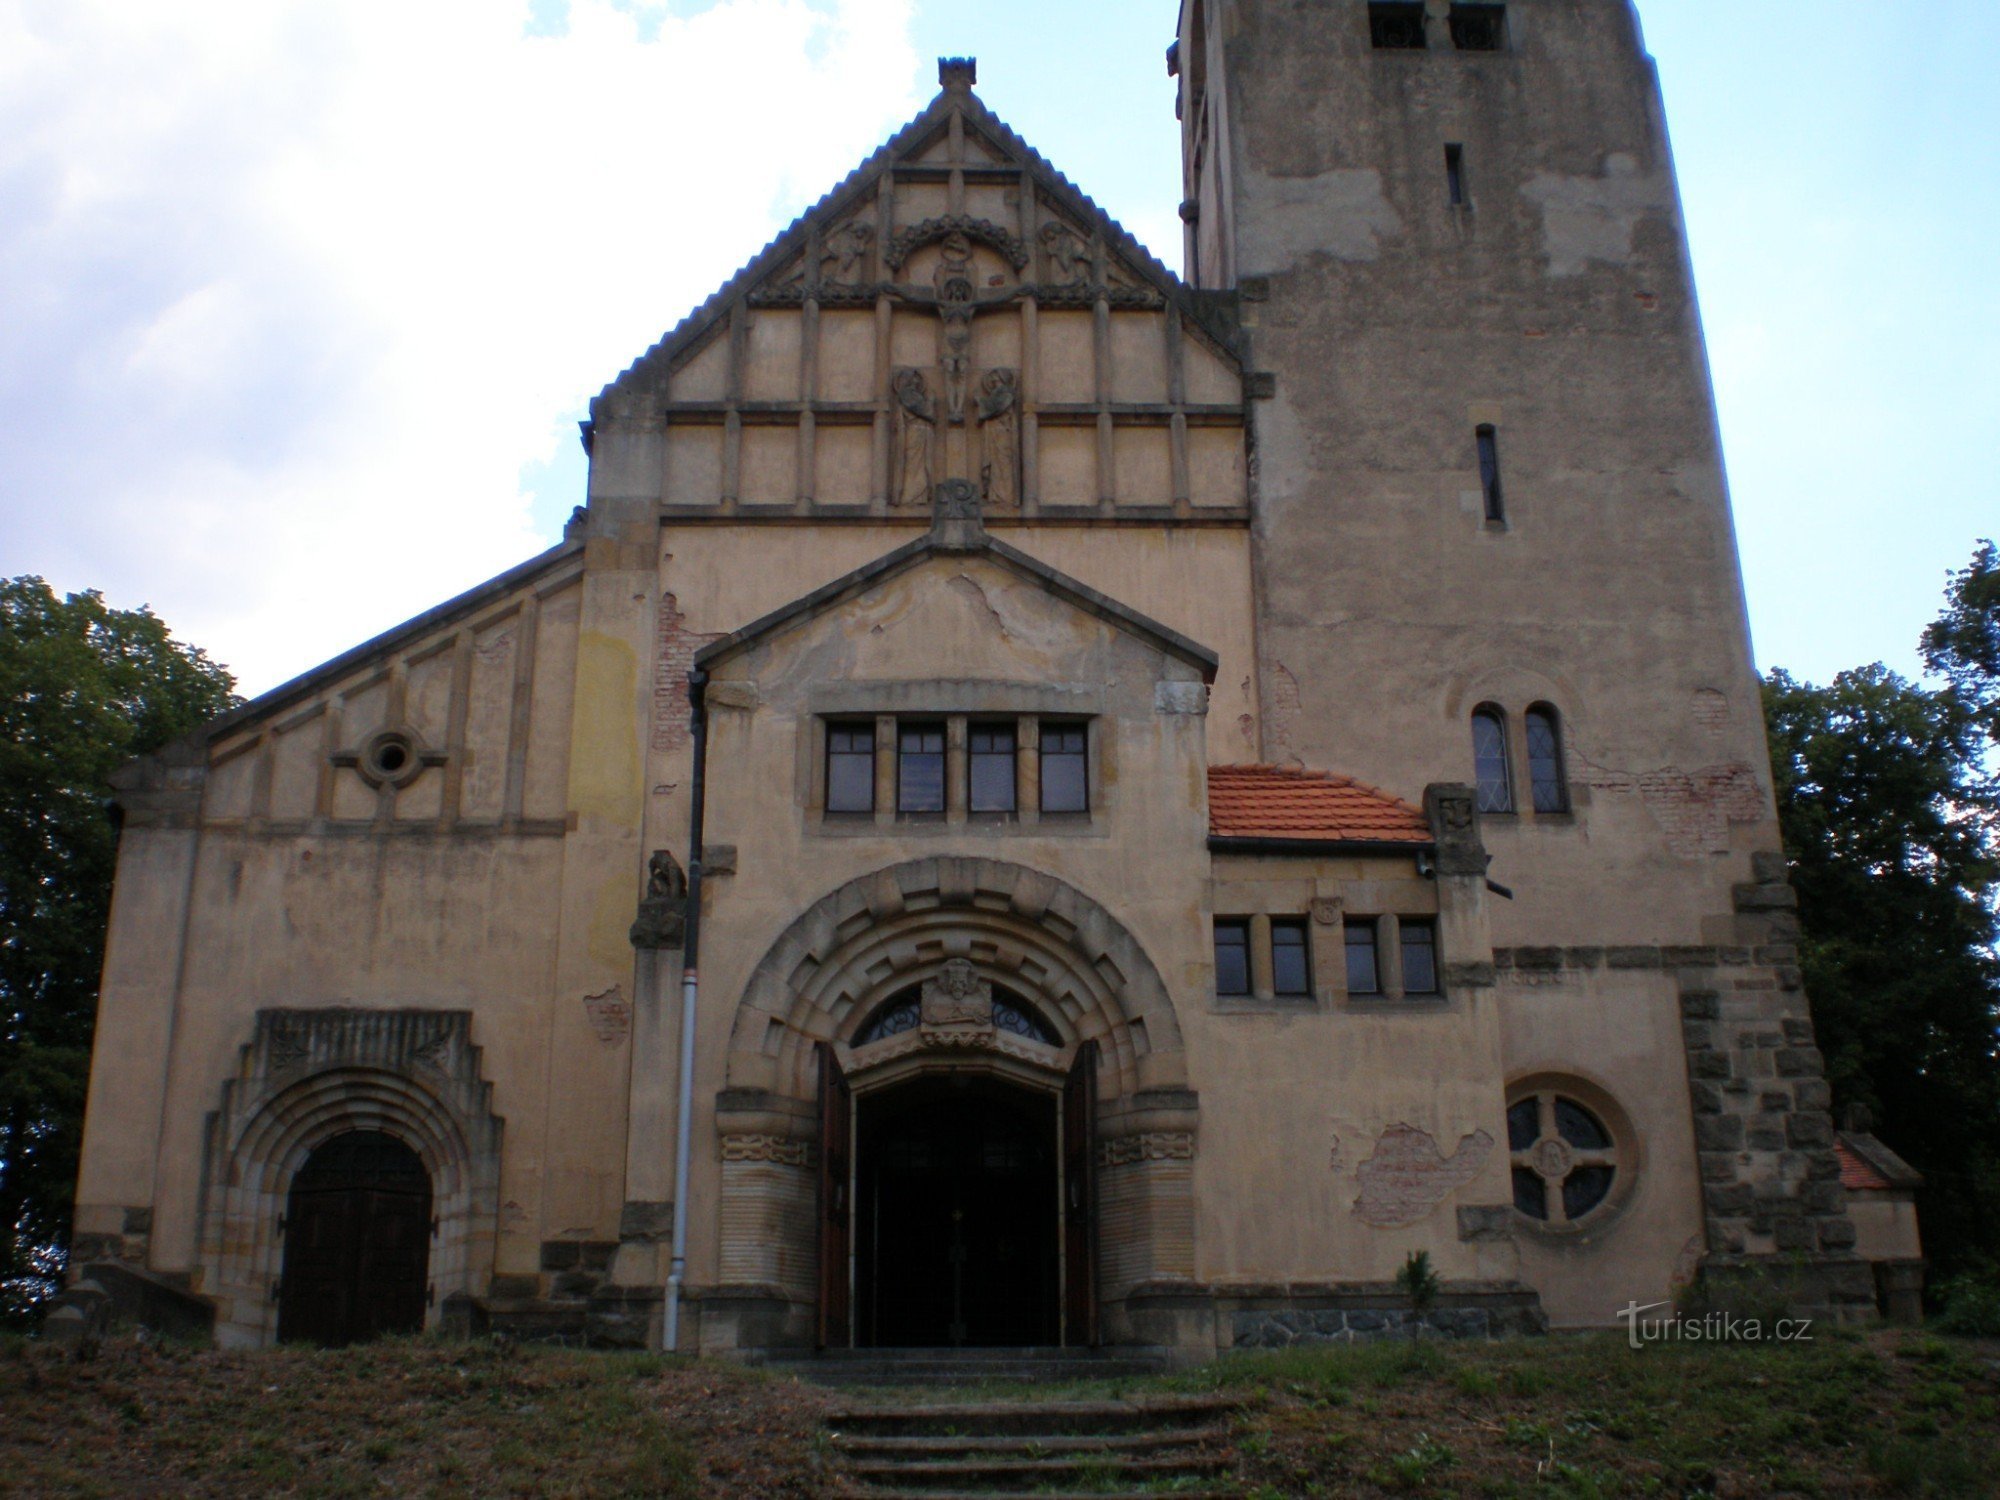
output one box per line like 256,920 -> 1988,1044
817,1043 -> 853,1349
277,1131 -> 432,1347
1063,1041 -> 1099,1347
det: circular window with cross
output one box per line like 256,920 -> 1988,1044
1506,1074 -> 1638,1231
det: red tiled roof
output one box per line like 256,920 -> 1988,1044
1208,764 -> 1432,846
1836,1139 -> 1894,1192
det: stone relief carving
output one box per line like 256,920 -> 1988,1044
1100,1131 -> 1196,1168
892,368 -> 937,507
820,220 -> 873,285
1039,221 -> 1089,285
629,849 -> 688,950
977,368 -> 1019,508
884,213 -> 1029,273
920,958 -> 994,1029
720,1133 -> 813,1166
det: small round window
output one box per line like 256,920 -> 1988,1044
1507,1080 -> 1632,1229
359,730 -> 423,787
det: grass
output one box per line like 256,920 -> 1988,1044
3,1326 -> 1995,1497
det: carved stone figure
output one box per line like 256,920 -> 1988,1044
820,220 -> 873,284
1039,221 -> 1089,284
977,367 -> 1019,508
629,849 -> 688,950
920,958 -> 994,1029
892,368 -> 936,506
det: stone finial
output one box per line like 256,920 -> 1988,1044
938,56 -> 976,92
930,477 -> 985,552
1423,783 -> 1488,878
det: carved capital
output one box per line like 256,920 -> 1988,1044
1424,782 -> 1488,877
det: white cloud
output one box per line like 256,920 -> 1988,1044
0,0 -> 923,692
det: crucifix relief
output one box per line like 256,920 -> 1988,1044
883,215 -> 1029,510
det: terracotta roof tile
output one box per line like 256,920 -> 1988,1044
1208,764 -> 1431,846
1836,1139 -> 1895,1192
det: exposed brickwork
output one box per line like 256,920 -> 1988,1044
1575,759 -> 1765,857
1351,1123 -> 1494,1228
652,592 -> 723,753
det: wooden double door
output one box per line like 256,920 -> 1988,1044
277,1130 -> 433,1347
819,1045 -> 1097,1349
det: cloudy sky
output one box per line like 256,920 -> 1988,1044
2,0 -> 1993,696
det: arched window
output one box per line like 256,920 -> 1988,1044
1471,706 -> 1513,813
1525,704 -> 1568,813
853,984 -> 1061,1047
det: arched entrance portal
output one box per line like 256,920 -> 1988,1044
277,1130 -> 432,1346
857,1075 -> 1059,1347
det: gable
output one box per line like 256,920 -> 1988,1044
695,522 -> 1218,691
167,544 -> 586,832
584,66 -> 1249,520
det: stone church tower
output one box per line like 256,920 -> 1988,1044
64,2 -> 1899,1355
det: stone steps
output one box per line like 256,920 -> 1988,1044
758,1345 -> 1171,1387
824,1394 -> 1241,1497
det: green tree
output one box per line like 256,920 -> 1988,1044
1764,543 -> 2000,1283
0,578 -> 237,1322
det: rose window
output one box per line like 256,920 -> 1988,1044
1508,1088 -> 1620,1225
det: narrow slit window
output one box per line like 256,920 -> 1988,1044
826,722 -> 876,814
1449,3 -> 1506,51
1472,706 -> 1514,814
1368,2 -> 1427,50
1213,919 -> 1251,996
1040,723 -> 1089,814
1476,424 -> 1504,522
1526,705 -> 1569,813
1345,920 -> 1381,996
1445,143 -> 1466,206
1400,920 -> 1439,996
1272,919 -> 1313,997
968,722 -> 1017,814
896,723 -> 946,815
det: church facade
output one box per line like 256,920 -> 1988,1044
69,1 -> 1912,1354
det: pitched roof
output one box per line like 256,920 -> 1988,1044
1208,765 -> 1432,847
591,75 -> 1238,419
1836,1132 -> 1923,1192
692,524 -> 1219,680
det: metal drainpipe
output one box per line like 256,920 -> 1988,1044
665,666 -> 709,1353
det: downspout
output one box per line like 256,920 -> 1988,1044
665,666 -> 709,1353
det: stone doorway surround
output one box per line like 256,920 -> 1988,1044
197,1008 -> 504,1348
700,856 -> 1198,1353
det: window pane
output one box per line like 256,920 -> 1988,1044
1473,711 -> 1513,813
1563,1165 -> 1615,1220
1449,3 -> 1505,51
1040,724 -> 1088,813
1272,920 -> 1312,995
1506,1098 -> 1540,1152
1213,920 -> 1250,995
898,724 -> 945,814
1400,922 -> 1437,995
826,724 -> 874,814
1476,424 -> 1503,521
1526,709 -> 1566,813
1512,1166 -> 1548,1220
1368,1 -> 1427,48
968,723 -> 1016,813
1345,922 -> 1379,994
1555,1098 -> 1611,1150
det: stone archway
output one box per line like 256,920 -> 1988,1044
197,1010 -> 503,1348
710,857 -> 1197,1352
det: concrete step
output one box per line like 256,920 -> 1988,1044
767,1346 -> 1173,1387
826,1395 -> 1236,1437
841,1452 -> 1227,1490
831,1424 -> 1229,1457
